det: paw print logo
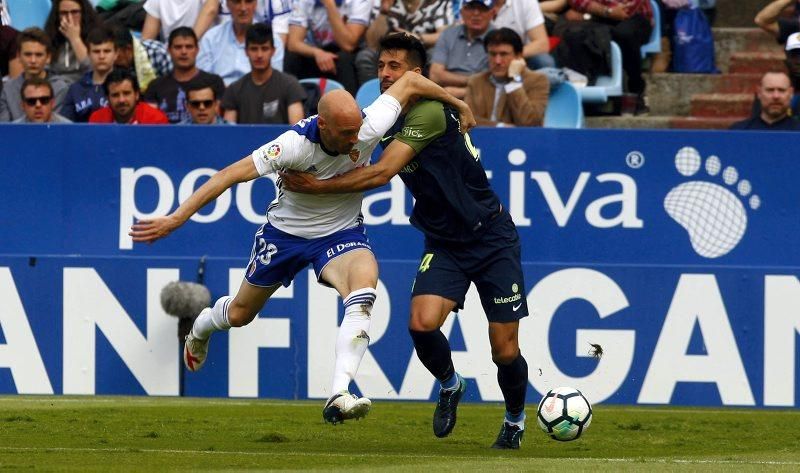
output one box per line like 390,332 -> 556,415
664,147 -> 760,259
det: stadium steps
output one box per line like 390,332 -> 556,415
586,27 -> 784,130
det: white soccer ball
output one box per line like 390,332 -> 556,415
536,386 -> 593,441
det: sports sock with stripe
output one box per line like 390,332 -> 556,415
330,288 -> 376,394
191,296 -> 232,340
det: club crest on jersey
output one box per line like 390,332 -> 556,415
349,149 -> 360,163
267,143 -> 282,159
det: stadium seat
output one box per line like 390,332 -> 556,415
641,0 -> 662,58
7,0 -> 52,30
298,77 -> 345,95
355,79 -> 380,109
579,41 -> 623,104
544,82 -> 584,129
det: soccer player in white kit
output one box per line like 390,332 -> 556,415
129,73 -> 475,424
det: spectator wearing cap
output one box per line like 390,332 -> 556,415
568,0 -> 653,113
13,77 -> 72,123
465,27 -> 549,127
731,71 -> 800,131
430,0 -> 495,99
491,0 -> 554,70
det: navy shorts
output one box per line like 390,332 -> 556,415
411,212 -> 528,323
245,223 -> 373,288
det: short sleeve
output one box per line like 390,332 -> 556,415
346,0 -> 372,25
251,130 -> 307,176
288,0 -> 310,28
211,74 -> 226,100
527,0 -> 544,30
392,100 -> 446,154
143,0 -> 162,18
359,94 -> 402,143
272,11 -> 290,34
220,81 -> 238,111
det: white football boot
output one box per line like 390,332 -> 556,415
322,392 -> 372,424
183,333 -> 210,372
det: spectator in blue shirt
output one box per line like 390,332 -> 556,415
60,26 -> 117,122
196,0 -> 284,85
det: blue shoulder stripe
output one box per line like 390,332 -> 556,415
290,116 -> 322,144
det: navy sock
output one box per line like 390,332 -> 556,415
496,353 -> 528,417
409,328 -> 455,383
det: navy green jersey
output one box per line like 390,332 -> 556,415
379,99 -> 502,243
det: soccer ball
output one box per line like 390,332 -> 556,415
536,386 -> 593,441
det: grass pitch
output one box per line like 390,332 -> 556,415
1,396 -> 799,472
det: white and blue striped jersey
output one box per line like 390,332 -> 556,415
251,94 -> 402,239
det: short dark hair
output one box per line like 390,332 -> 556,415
185,75 -> 219,100
484,27 -> 523,54
20,76 -> 54,99
245,23 -> 274,48
110,24 -> 133,49
18,27 -> 52,54
378,32 -> 427,68
86,25 -> 116,47
103,67 -> 139,95
168,26 -> 198,47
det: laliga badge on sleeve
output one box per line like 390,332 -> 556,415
267,143 -> 282,159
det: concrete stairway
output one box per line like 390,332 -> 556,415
585,24 -> 786,130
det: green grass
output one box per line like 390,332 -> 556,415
1,396 -> 799,471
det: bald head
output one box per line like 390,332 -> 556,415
758,71 -> 794,122
317,89 -> 363,155
318,89 -> 361,123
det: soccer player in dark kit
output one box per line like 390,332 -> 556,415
280,32 -> 530,450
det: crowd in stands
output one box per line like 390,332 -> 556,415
0,0 -> 798,128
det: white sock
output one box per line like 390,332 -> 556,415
330,288 -> 376,394
191,296 -> 232,340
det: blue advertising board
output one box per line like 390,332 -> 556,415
0,124 -> 798,407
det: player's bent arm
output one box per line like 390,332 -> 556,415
281,140 -> 417,194
287,25 -> 318,57
129,156 -> 259,242
385,71 -> 476,131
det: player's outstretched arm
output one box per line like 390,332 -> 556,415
280,139 -> 416,194
384,71 -> 476,132
129,156 -> 260,243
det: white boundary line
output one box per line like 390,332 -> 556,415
0,447 -> 799,466
1,398 -> 797,415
